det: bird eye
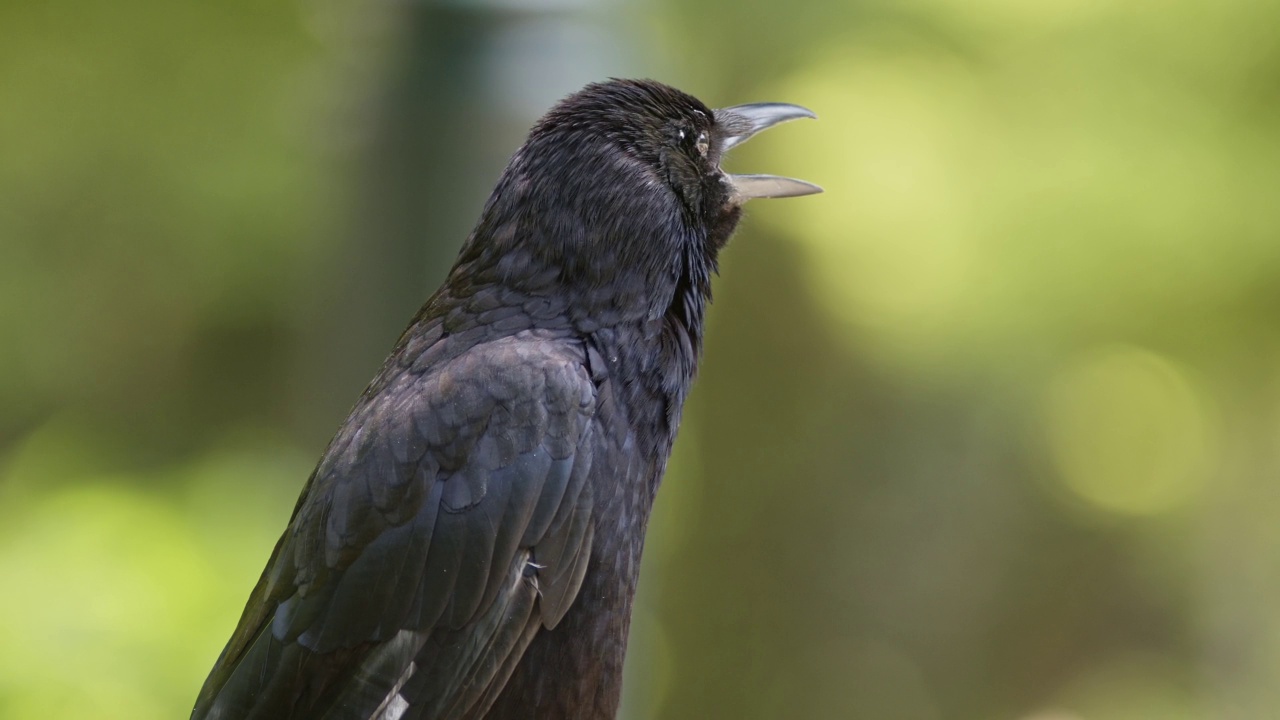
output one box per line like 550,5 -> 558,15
672,124 -> 709,158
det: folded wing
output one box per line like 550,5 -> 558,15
192,334 -> 598,720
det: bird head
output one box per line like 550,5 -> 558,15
454,79 -> 819,323
524,79 -> 819,246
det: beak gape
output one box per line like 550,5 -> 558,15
714,102 -> 823,201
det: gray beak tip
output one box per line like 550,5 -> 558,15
728,174 -> 824,201
715,101 -> 821,201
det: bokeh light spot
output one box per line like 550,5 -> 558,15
1043,345 -> 1215,516
745,42 -> 987,368
1051,652 -> 1202,719
0,482 -> 220,718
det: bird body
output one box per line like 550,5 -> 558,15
192,79 -> 818,720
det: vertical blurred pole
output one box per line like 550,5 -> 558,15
298,0 -> 640,433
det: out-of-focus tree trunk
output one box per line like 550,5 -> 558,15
293,0 -> 640,442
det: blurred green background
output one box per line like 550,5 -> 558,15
3,0 -> 1280,717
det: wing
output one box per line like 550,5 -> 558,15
192,333 -> 598,720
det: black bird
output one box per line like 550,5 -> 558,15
192,79 -> 819,720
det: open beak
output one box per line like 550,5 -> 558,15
714,102 -> 823,201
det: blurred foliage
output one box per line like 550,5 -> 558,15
4,0 -> 1280,718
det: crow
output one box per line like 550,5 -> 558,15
191,78 -> 819,720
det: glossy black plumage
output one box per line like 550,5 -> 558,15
192,79 -> 818,720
